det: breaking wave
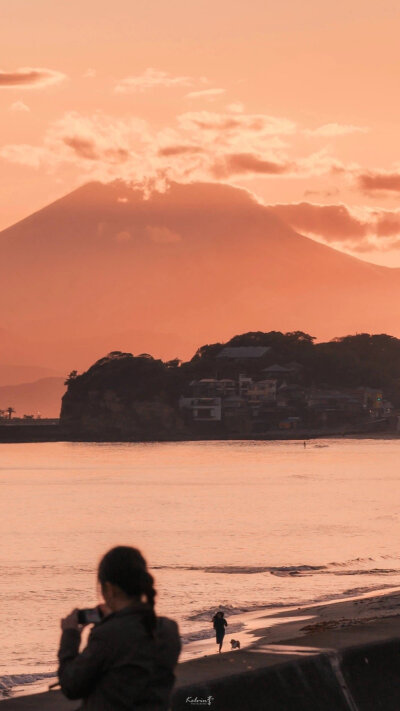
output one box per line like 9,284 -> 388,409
153,555 -> 400,578
0,672 -> 56,698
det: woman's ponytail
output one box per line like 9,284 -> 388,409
140,569 -> 157,637
98,546 -> 157,637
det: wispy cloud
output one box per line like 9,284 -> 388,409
178,110 -> 297,135
185,88 -> 225,100
225,102 -> 245,113
0,144 -> 52,169
9,100 -> 30,112
158,145 -> 204,157
270,201 -> 400,252
0,67 -> 66,89
115,68 -> 194,93
305,123 -> 369,137
212,152 -> 292,179
0,109 -> 345,187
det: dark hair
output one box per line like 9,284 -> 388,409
98,546 -> 157,637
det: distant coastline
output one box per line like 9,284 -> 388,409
0,422 -> 398,444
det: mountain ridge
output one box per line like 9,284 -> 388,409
1,180 -> 399,375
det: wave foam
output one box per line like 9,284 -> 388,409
0,672 -> 56,698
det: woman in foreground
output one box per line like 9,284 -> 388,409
58,546 -> 181,711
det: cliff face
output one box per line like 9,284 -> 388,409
60,352 -> 185,439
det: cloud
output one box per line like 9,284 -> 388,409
63,136 -> 100,160
269,201 -> 400,251
358,170 -> 400,194
115,68 -> 194,93
0,67 -> 66,89
0,109 -> 340,186
271,203 -> 368,241
305,123 -> 368,137
212,152 -> 292,179
158,145 -> 204,157
304,188 -> 340,198
178,110 -> 296,135
63,135 -> 130,163
225,103 -> 245,113
0,112 -> 153,180
57,112 -> 149,167
9,101 -> 30,112
185,88 -> 225,100
0,144 -> 52,169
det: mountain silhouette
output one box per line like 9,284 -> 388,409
0,377 -> 65,418
0,180 -> 398,374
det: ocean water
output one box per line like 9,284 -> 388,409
1,438 -> 400,698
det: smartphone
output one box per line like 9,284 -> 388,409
77,606 -> 103,625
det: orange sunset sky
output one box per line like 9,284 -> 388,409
2,0 -> 400,267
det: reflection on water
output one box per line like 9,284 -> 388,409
1,439 -> 400,691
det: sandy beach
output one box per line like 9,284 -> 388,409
181,584 -> 400,659
3,585 -> 400,708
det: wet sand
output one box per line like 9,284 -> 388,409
3,586 -> 400,708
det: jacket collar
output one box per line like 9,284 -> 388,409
101,601 -> 153,623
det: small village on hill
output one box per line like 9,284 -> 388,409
1,330 -> 398,442
178,354 -> 392,435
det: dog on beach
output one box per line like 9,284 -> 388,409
230,639 -> 240,649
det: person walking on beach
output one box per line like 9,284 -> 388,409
58,546 -> 181,710
212,610 -> 227,653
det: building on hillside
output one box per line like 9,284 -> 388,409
356,387 -> 385,415
247,379 -> 277,402
278,416 -> 302,430
238,374 -> 253,398
179,396 -> 222,422
306,389 -> 366,426
187,378 -> 236,398
217,379 -> 236,397
188,379 -> 218,397
276,384 -> 306,408
222,395 -> 252,434
262,364 -> 293,379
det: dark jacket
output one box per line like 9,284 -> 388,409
58,604 -> 181,711
212,615 -> 227,633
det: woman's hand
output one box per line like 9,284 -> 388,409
61,609 -> 80,631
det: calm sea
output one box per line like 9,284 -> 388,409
1,439 -> 400,697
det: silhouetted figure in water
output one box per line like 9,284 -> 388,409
212,611 -> 227,653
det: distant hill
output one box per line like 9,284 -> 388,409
61,332 -> 400,438
1,180 -> 399,375
0,377 -> 65,418
0,364 -> 61,386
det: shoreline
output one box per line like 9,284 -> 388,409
181,584 -> 400,659
0,429 -> 399,444
4,585 -> 400,704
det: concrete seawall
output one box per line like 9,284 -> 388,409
2,633 -> 400,711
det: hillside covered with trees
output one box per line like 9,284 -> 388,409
60,332 -> 400,439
